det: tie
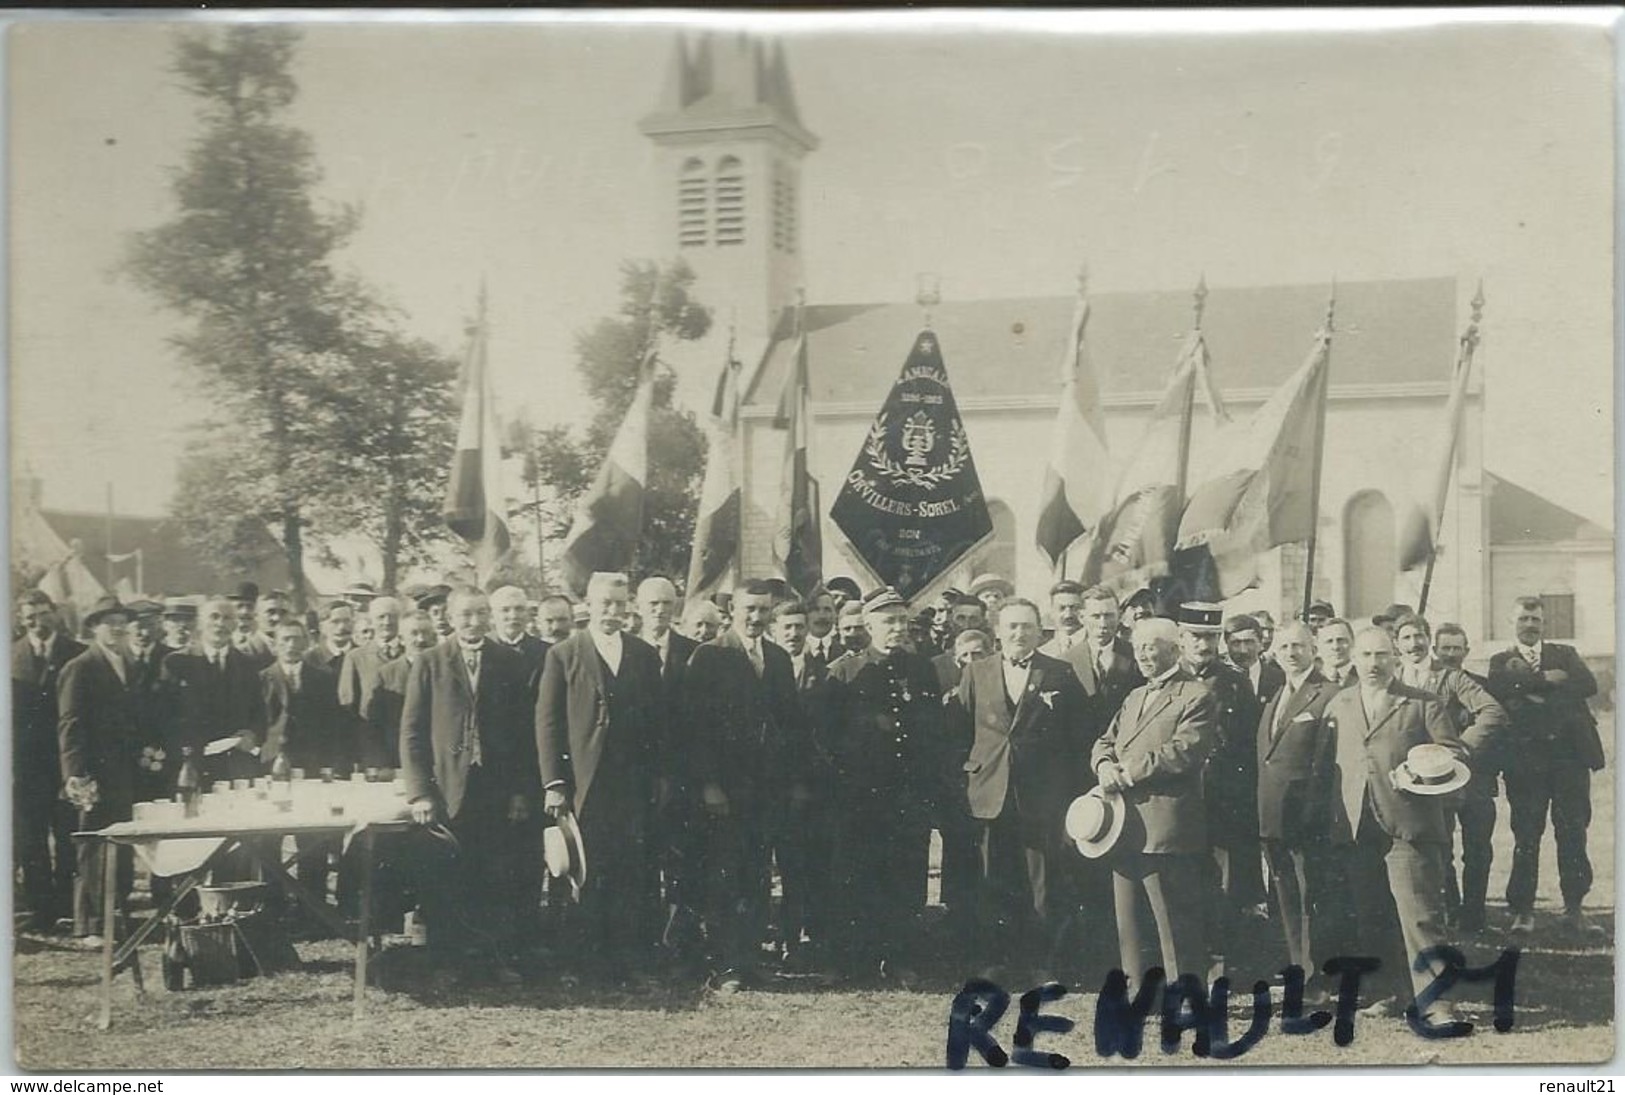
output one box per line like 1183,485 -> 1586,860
748,641 -> 764,678
289,669 -> 300,695
465,650 -> 480,683
1007,655 -> 1032,670
214,650 -> 226,673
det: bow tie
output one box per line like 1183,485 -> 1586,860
1006,656 -> 1032,670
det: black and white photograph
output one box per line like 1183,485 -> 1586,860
6,9 -> 1617,1071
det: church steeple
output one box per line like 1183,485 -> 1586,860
641,34 -> 817,344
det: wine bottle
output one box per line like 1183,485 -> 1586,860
176,747 -> 201,819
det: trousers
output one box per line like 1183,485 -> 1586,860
1111,851 -> 1207,984
1444,789 -> 1496,928
1504,762 -> 1592,913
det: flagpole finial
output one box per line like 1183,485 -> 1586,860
1324,277 -> 1338,333
916,272 -> 942,330
1193,273 -> 1209,330
1470,280 -> 1486,325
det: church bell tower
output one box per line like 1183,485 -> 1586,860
640,34 -> 818,344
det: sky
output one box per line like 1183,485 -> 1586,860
8,11 -> 1617,533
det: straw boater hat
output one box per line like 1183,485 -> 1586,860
542,813 -> 588,900
1065,786 -> 1128,859
968,573 -> 1015,599
1391,743 -> 1471,796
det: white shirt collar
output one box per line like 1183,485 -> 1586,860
1150,662 -> 1181,687
1518,641 -> 1543,663
590,628 -> 623,658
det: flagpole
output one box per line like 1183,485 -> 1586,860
1417,281 -> 1484,617
1300,281 -> 1336,621
1173,276 -> 1206,509
104,482 -> 114,590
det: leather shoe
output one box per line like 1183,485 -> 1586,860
1508,913 -> 1536,935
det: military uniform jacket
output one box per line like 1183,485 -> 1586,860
823,647 -> 943,802
1090,668 -> 1217,855
958,650 -> 1093,831
1325,680 -> 1463,846
1193,659 -> 1263,842
1255,668 -> 1340,842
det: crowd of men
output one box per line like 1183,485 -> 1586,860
12,568 -> 1606,1021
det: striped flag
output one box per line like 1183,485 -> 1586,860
1081,330 -> 1224,596
1175,315 -> 1332,597
686,342 -> 743,599
1035,286 -> 1111,571
561,345 -> 656,595
443,291 -> 512,584
1398,287 -> 1483,571
771,330 -> 823,597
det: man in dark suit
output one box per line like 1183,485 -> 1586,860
13,591 -> 84,932
1486,595 -> 1604,935
681,578 -> 804,986
1091,616 -> 1217,985
958,598 -> 1093,977
932,623 -> 991,952
304,600 -> 356,676
1395,615 -> 1508,932
636,576 -> 700,953
122,599 -> 173,804
58,597 -> 142,942
1324,626 -> 1489,1022
803,586 -> 841,667
1226,614 -> 1285,705
354,610 -> 435,770
769,599 -> 835,962
823,587 -> 943,980
489,586 -> 549,698
538,572 -> 663,982
160,596 -> 263,785
1255,621 -> 1343,988
253,619 -> 347,910
1315,617 -> 1358,688
1180,602 -> 1265,977
402,586 -> 535,981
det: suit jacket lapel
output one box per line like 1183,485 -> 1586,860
1010,660 -> 1043,729
1120,679 -> 1173,750
980,657 -> 1012,729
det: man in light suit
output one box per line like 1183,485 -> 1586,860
401,586 -> 535,981
1255,621 -> 1344,988
14,591 -> 84,932
1091,616 -> 1217,985
538,572 -> 663,981
958,598 -> 1093,977
337,596 -> 406,733
1394,615 -> 1507,933
1324,627 -> 1489,1022
681,578 -> 805,986
1046,585 -> 1143,730
1486,595 -> 1604,935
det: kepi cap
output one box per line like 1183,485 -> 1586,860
1178,601 -> 1224,633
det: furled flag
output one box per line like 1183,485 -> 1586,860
1035,278 -> 1112,572
1080,327 -> 1225,596
772,326 -> 823,597
1174,300 -> 1334,599
443,289 -> 512,584
686,340 -> 743,600
1397,285 -> 1484,572
830,330 -> 993,601
560,344 -> 657,596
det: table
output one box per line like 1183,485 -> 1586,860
77,803 -> 413,1030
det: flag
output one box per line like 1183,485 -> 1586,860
686,345 -> 743,599
561,347 -> 656,595
1397,293 -> 1483,571
771,331 -> 823,596
1035,291 -> 1111,570
830,330 -> 993,600
1174,320 -> 1332,598
1080,332 -> 1221,596
443,293 -> 511,584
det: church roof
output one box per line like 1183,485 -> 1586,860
1485,473 -> 1613,544
641,34 -> 816,151
743,276 -> 1459,408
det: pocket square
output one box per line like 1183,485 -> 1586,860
1291,711 -> 1317,723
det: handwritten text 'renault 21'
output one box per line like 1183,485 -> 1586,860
947,948 -> 1521,1068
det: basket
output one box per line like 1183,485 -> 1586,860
177,922 -> 244,987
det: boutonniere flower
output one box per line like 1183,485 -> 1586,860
138,745 -> 167,773
1039,690 -> 1058,710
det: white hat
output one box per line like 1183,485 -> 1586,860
1065,786 -> 1127,859
1391,743 -> 1471,796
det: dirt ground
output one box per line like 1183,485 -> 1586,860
12,716 -> 1617,1071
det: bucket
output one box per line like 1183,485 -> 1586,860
197,881 -> 268,919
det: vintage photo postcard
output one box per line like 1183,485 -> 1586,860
6,8 -> 1616,1071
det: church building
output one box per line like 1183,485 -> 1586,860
638,34 -> 1612,659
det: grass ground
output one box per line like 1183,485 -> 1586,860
12,716 -> 1617,1070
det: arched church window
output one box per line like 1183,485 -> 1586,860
678,157 -> 708,248
1343,490 -> 1396,619
715,156 -> 745,246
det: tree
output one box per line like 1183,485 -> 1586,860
124,26 -> 357,609
527,260 -> 712,585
